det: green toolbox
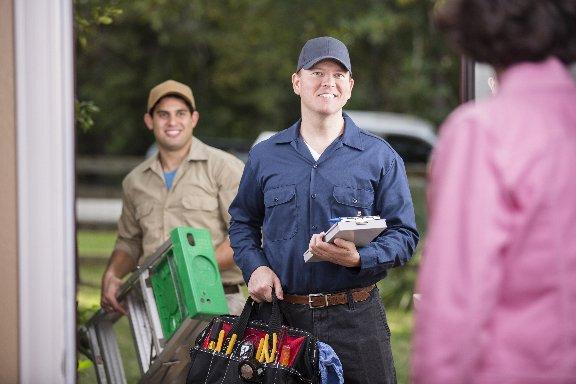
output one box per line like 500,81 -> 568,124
149,227 -> 228,340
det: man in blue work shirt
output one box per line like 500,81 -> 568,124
229,36 -> 418,383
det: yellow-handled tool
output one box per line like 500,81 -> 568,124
261,334 -> 270,363
267,333 -> 278,363
215,330 -> 225,352
225,333 -> 238,355
256,337 -> 265,361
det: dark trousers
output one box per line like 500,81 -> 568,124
276,287 -> 397,384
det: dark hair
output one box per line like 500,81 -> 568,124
148,94 -> 194,115
434,0 -> 576,68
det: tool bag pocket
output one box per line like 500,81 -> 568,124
187,293 -> 319,384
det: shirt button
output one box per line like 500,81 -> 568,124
274,197 -> 279,202
352,198 -> 358,204
312,225 -> 317,230
311,193 -> 317,199
313,164 -> 318,169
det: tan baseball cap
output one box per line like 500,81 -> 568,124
147,79 -> 196,113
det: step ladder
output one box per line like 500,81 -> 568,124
82,227 -> 228,383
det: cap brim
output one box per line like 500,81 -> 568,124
300,55 -> 351,73
148,91 -> 194,112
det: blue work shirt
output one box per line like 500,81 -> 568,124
229,113 -> 419,294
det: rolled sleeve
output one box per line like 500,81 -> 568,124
114,187 -> 142,262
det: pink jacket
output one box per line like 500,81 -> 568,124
412,58 -> 576,384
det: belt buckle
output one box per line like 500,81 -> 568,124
308,293 -> 328,309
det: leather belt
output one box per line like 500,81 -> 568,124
283,285 -> 376,309
223,284 -> 241,294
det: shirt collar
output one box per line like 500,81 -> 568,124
143,137 -> 208,174
186,137 -> 210,161
499,56 -> 575,95
271,112 -> 364,151
341,112 -> 364,151
141,151 -> 160,174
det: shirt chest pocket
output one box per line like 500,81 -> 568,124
178,195 -> 220,230
331,185 -> 374,218
182,195 -> 219,211
263,185 -> 298,242
134,202 -> 157,233
135,202 -> 153,220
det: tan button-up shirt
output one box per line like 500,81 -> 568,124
114,137 -> 245,285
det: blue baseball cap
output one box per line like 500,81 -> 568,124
296,36 -> 352,74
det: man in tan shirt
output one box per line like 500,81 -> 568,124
100,79 -> 245,317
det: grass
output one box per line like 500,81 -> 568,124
77,231 -> 141,383
78,231 -> 412,384
77,230 -> 117,257
388,309 -> 413,384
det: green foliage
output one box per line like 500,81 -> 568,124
74,0 -> 123,50
379,178 -> 425,311
76,0 -> 459,155
78,303 -> 100,324
74,0 -> 123,133
380,250 -> 421,310
77,357 -> 94,373
75,99 -> 100,132
76,302 -> 100,366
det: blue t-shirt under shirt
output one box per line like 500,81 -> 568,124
164,169 -> 177,190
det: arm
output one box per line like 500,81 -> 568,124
100,184 -> 142,314
412,110 -> 506,383
355,154 -> 419,275
309,153 -> 418,271
228,156 -> 282,302
214,238 -> 235,270
214,156 -> 244,272
100,249 -> 137,314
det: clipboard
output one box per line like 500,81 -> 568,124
303,216 -> 387,262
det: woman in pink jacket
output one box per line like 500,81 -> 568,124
412,1 -> 576,383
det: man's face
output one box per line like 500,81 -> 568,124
292,59 -> 354,116
144,96 -> 198,153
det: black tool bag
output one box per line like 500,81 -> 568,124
186,293 -> 319,384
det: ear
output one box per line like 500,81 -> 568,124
344,77 -> 355,102
144,113 -> 153,131
190,111 -> 200,131
291,73 -> 301,96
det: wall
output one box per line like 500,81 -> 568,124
0,0 -> 19,381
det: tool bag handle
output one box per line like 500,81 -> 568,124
226,289 -> 282,348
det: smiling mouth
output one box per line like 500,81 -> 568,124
318,93 -> 337,99
165,129 -> 182,138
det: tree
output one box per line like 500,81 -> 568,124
74,0 -> 123,132
76,0 -> 458,157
